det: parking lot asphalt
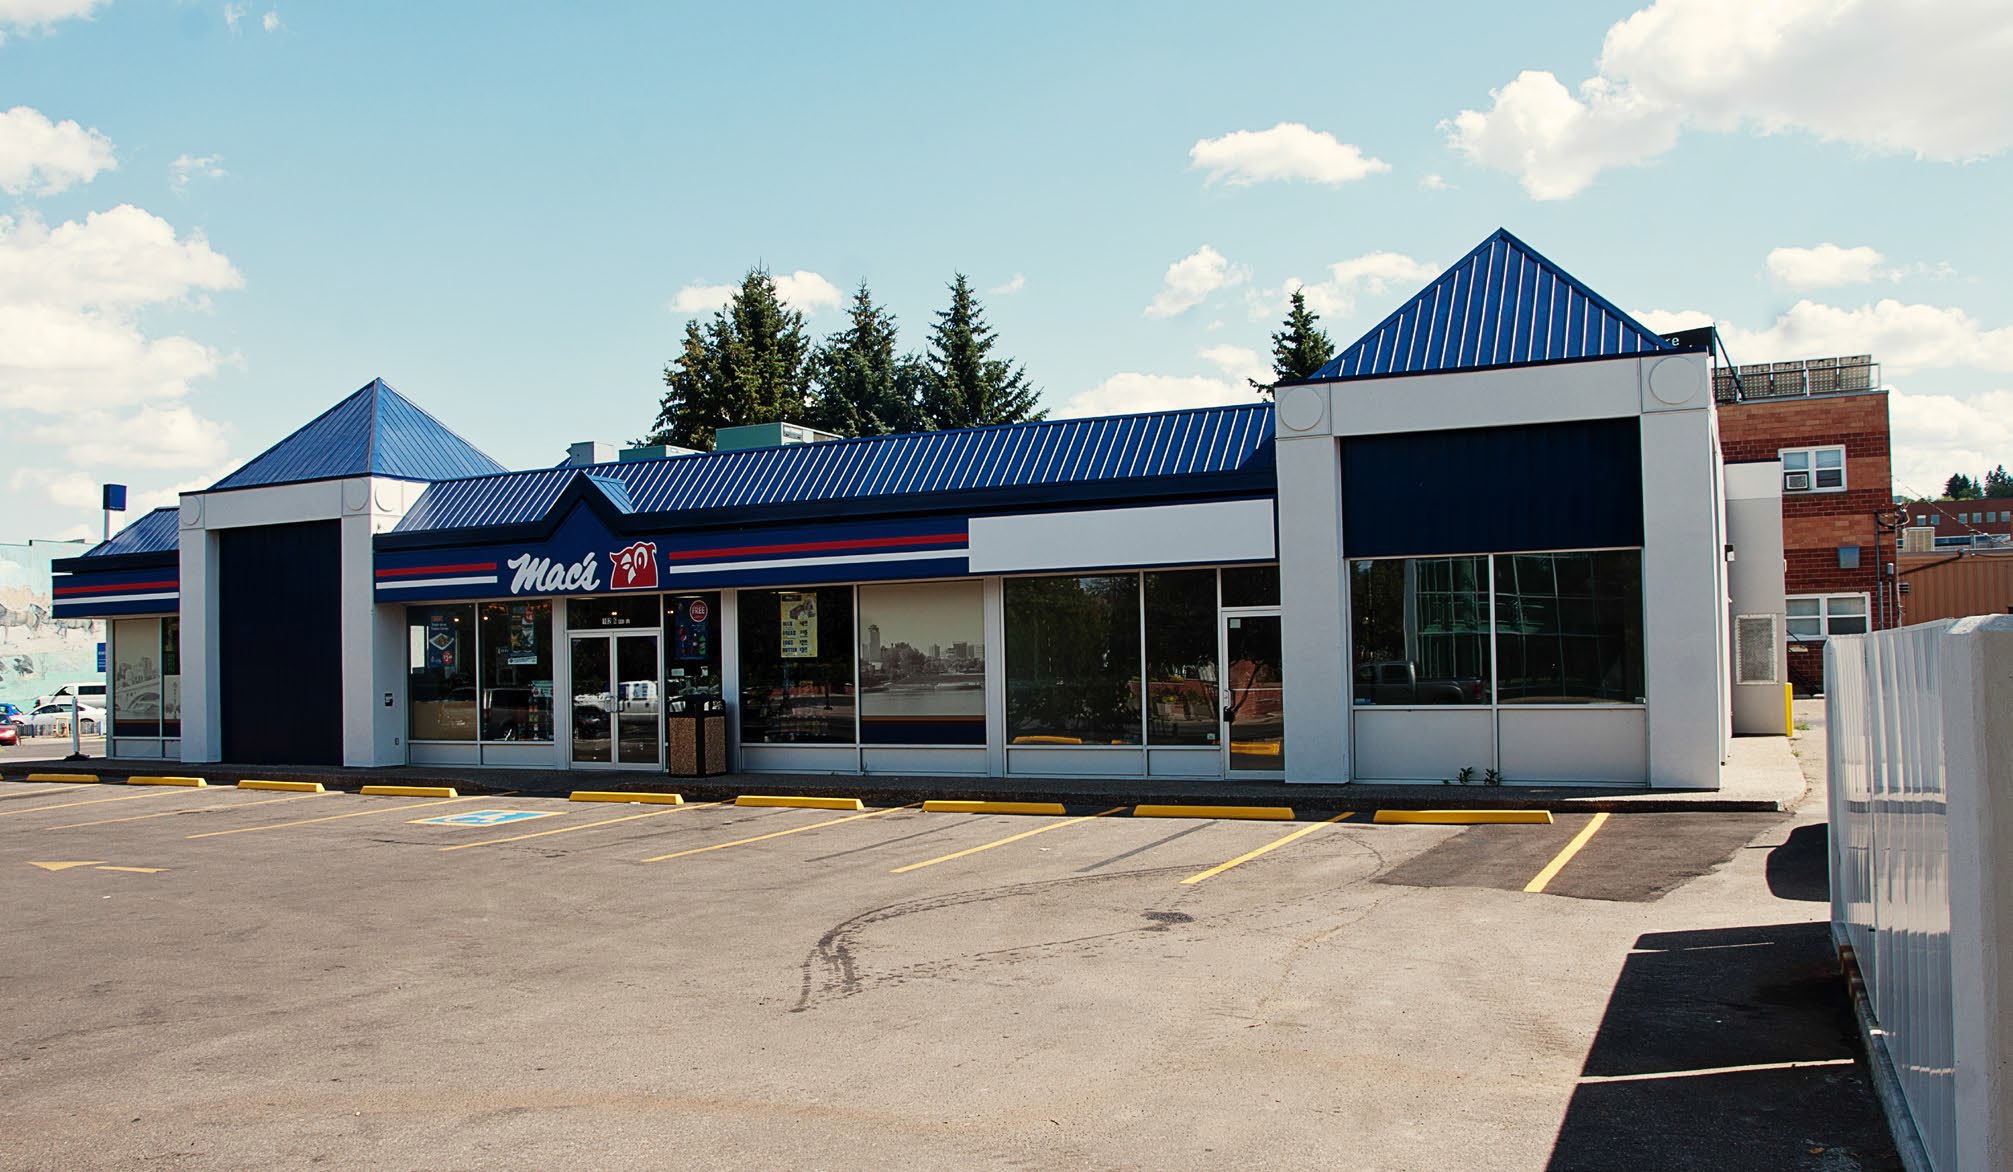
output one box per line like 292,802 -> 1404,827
0,758 -> 1897,1170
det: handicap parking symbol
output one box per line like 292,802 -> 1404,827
411,810 -> 562,827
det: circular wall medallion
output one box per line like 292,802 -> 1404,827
179,497 -> 204,528
342,479 -> 370,512
375,481 -> 402,512
1648,356 -> 1696,406
1277,385 -> 1325,432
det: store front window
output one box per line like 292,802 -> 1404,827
478,601 -> 553,740
1350,557 -> 1490,705
111,617 -> 180,739
408,604 -> 476,740
1004,574 -> 1142,745
664,593 -> 723,713
857,580 -> 985,745
1144,570 -> 1217,745
738,586 -> 856,743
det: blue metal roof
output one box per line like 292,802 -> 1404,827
393,402 -> 1275,536
209,378 -> 508,491
1310,228 -> 1673,382
79,507 -> 180,558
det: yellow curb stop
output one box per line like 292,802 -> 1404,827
26,773 -> 102,783
570,791 -> 684,805
237,780 -> 325,792
1133,804 -> 1295,821
736,795 -> 865,811
360,785 -> 459,798
921,800 -> 1069,816
126,776 -> 208,787
1372,809 -> 1554,825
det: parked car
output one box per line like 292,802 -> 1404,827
27,701 -> 105,736
1353,660 -> 1487,705
0,722 -> 17,747
36,683 -> 106,710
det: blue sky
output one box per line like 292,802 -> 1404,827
5,0 -> 2010,542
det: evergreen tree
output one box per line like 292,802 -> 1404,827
646,268 -> 812,450
919,274 -> 1045,430
1250,288 -> 1336,397
1944,471 -> 1983,500
806,282 -> 924,437
1984,464 -> 2013,498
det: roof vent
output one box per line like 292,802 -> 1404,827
617,443 -> 701,462
712,421 -> 841,453
566,441 -> 617,467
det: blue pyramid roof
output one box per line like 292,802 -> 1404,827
1310,228 -> 1673,382
210,378 -> 508,491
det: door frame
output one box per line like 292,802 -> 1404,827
566,630 -> 663,769
1219,606 -> 1286,778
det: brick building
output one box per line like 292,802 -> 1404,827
1712,355 -> 1898,694
1895,498 -> 2013,550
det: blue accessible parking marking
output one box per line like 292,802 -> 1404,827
410,810 -> 563,827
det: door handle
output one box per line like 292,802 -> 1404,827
1222,706 -> 1234,723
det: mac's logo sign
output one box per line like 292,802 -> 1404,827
507,552 -> 601,595
610,541 -> 658,591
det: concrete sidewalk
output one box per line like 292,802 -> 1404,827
13,733 -> 1809,813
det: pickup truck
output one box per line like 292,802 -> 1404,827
1353,660 -> 1486,705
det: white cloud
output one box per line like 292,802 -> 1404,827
0,189 -> 244,528
1197,344 -> 1271,389
1766,244 -> 1883,290
989,274 -> 1026,296
261,8 -> 279,31
1641,298 -> 2013,377
1445,0 -> 2013,198
771,269 -> 842,314
1888,388 -> 2013,500
0,0 -> 104,41
222,3 -> 243,30
0,106 -> 116,196
1252,251 -> 1438,320
669,271 -> 842,317
669,282 -> 735,315
1189,122 -> 1390,187
1419,173 -> 1450,191
169,153 -> 227,194
1146,245 -> 1247,318
1053,372 -> 1249,419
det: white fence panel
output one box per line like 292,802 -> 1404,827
1828,616 -> 2013,1171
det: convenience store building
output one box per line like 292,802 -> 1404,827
51,229 -> 1746,789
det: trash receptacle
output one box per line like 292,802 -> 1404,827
665,699 -> 727,777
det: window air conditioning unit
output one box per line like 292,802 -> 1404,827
1784,471 -> 1811,491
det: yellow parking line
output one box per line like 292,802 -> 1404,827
45,791 -> 328,830
641,804 -> 915,863
1180,813 -> 1351,885
1523,812 -> 1610,894
891,807 -> 1125,874
440,801 -> 722,852
187,795 -> 480,839
0,790 -> 178,818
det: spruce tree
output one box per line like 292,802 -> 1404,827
807,282 -> 923,437
646,268 -> 813,450
1944,472 -> 1983,500
1983,464 -> 2013,498
919,274 -> 1045,430
1250,288 -> 1336,396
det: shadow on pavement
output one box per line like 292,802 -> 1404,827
1547,921 -> 1899,1171
1766,823 -> 1830,903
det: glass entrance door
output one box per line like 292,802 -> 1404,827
1221,612 -> 1286,775
570,633 -> 660,767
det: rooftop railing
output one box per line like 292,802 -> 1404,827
1713,355 -> 1880,404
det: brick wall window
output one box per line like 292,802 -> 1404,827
1787,593 -> 1869,641
1780,445 -> 1845,493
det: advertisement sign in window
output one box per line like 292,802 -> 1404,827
780,592 -> 818,659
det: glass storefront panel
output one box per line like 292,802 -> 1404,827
1220,564 -> 1280,608
1225,613 -> 1286,771
478,601 -> 553,741
565,595 -> 660,631
570,636 -> 612,763
664,593 -> 723,713
1143,570 -> 1217,745
407,604 -> 477,740
738,586 -> 857,743
1004,574 -> 1142,745
1350,557 -> 1490,704
161,617 -> 180,738
1494,550 -> 1644,704
857,580 -> 985,745
111,618 -> 162,738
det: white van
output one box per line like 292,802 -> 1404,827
37,682 -> 106,709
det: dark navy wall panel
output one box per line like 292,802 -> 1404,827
219,521 -> 342,765
1340,418 -> 1643,558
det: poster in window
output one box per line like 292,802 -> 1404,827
673,597 -> 712,662
506,604 -> 539,665
779,592 -> 818,659
428,618 -> 454,671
